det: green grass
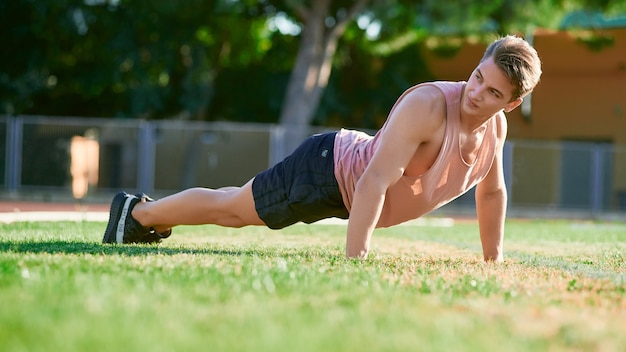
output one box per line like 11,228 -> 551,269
1,219 -> 625,352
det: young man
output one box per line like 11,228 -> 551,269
103,35 -> 542,262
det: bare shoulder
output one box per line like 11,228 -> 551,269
494,111 -> 508,143
394,85 -> 446,115
385,85 -> 447,139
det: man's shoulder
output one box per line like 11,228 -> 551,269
384,85 -> 447,142
493,111 -> 508,140
405,81 -> 464,102
404,83 -> 447,101
396,84 -> 447,118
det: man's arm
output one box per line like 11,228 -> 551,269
345,87 -> 445,259
475,114 -> 508,262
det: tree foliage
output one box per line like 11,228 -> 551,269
0,0 -> 621,128
1,0 -> 277,120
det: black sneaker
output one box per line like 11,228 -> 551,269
134,193 -> 172,243
102,191 -> 164,244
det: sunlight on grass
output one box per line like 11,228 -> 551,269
0,220 -> 625,351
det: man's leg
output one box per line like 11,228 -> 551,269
131,179 -> 265,233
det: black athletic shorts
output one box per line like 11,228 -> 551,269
252,132 -> 349,229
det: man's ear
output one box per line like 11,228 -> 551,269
504,98 -> 523,113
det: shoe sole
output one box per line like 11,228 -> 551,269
102,192 -> 135,244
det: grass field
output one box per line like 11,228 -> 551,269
1,219 -> 625,352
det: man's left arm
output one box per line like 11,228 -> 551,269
475,115 -> 508,262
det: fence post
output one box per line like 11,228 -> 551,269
137,120 -> 156,194
503,141 -> 514,207
590,145 -> 604,214
269,124 -> 285,167
5,116 -> 23,195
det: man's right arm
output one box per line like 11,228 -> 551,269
345,87 -> 445,259
345,162 -> 396,258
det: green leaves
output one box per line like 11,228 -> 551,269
1,0 -> 621,124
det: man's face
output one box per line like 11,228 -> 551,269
463,56 -> 522,117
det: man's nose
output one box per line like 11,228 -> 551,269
473,87 -> 486,101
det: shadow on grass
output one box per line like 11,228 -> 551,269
0,240 -> 275,257
0,240 -> 343,260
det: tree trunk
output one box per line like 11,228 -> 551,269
274,0 -> 368,162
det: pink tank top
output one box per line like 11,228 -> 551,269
333,81 -> 499,227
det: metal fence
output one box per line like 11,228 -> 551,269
2,115 -> 625,218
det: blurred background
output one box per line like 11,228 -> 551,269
1,0 -> 625,219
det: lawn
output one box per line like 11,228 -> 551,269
0,219 -> 625,352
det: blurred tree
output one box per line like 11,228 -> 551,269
0,0 -> 621,126
0,0 -> 52,115
0,0 -> 276,119
274,1 -> 368,126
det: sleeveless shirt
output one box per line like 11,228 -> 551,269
333,81 -> 500,228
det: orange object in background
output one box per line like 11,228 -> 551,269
70,135 -> 99,199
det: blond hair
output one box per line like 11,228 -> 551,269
481,35 -> 542,101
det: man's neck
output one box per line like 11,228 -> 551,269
460,110 -> 499,133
